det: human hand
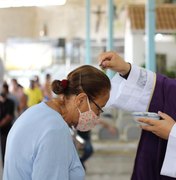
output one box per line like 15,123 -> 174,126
98,51 -> 131,76
138,111 -> 175,140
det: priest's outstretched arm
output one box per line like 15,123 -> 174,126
98,51 -> 176,178
99,51 -> 156,112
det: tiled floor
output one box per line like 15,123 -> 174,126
85,141 -> 137,180
85,152 -> 135,180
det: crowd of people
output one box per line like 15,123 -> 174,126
0,73 -> 52,165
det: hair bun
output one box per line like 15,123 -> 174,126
51,79 -> 68,95
61,79 -> 68,90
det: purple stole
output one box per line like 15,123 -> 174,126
131,74 -> 176,180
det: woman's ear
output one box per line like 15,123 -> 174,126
75,93 -> 87,108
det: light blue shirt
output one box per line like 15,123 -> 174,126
3,102 -> 85,180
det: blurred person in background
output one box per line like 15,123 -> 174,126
2,82 -> 18,122
0,58 -> 5,92
34,75 -> 42,90
42,73 -> 53,101
77,130 -> 93,170
0,83 -> 15,166
9,78 -> 22,118
99,51 -> 176,179
25,79 -> 43,107
17,84 -> 28,115
9,79 -> 20,99
3,65 -> 111,180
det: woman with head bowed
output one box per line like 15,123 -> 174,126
3,65 -> 111,180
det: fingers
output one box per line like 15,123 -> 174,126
98,51 -> 128,73
139,118 -> 157,133
140,124 -> 155,132
100,60 -> 112,69
99,51 -> 114,61
138,112 -> 176,139
138,118 -> 158,126
138,118 -> 157,133
158,111 -> 172,120
98,51 -> 114,65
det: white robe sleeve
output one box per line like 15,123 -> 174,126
105,65 -> 156,112
160,124 -> 176,178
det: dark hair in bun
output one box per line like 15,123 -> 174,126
51,80 -> 68,95
51,65 -> 111,99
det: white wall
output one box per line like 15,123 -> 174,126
0,7 -> 36,41
125,33 -> 176,69
35,5 -> 86,39
156,37 -> 176,69
124,20 -> 133,63
0,1 -> 112,42
0,0 -> 132,42
125,30 -> 145,66
132,33 -> 145,66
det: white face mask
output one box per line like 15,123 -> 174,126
76,98 -> 100,132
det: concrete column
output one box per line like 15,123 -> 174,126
85,0 -> 91,64
106,0 -> 115,78
145,0 -> 156,72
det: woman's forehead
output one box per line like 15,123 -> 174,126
96,92 -> 110,104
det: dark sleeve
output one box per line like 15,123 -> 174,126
6,99 -> 15,117
120,63 -> 131,80
143,74 -> 176,176
149,74 -> 176,120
